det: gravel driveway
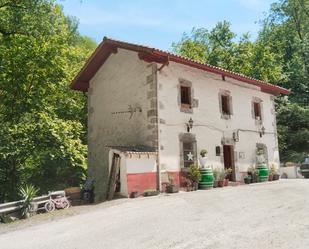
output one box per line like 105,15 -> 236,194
1,179 -> 309,249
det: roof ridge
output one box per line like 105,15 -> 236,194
71,36 -> 290,95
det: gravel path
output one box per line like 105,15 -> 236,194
1,179 -> 309,249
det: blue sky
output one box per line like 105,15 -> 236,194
58,0 -> 275,50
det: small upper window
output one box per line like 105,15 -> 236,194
180,86 -> 191,108
253,102 -> 262,120
221,95 -> 230,115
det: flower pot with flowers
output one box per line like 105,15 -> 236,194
199,149 -> 208,168
218,169 -> 225,187
248,166 -> 259,183
166,175 -> 179,193
212,168 -> 220,188
269,164 -> 276,181
272,166 -> 280,181
224,168 -> 233,186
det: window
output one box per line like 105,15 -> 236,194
221,95 -> 230,115
253,102 -> 261,120
216,146 -> 221,156
183,141 -> 196,168
180,86 -> 191,108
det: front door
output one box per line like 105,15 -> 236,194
223,145 -> 236,181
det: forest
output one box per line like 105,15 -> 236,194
0,0 -> 308,202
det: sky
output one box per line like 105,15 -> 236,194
58,0 -> 276,51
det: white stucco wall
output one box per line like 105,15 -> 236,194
126,158 -> 157,174
157,62 -> 280,180
88,49 -> 157,201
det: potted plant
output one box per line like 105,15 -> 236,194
224,168 -> 233,186
183,177 -> 193,191
272,166 -> 280,181
248,166 -> 259,183
143,189 -> 159,197
244,175 -> 251,184
130,191 -> 139,198
268,165 -> 275,181
188,164 -> 201,190
166,175 -> 179,193
218,169 -> 225,187
199,149 -> 208,168
213,168 -> 219,188
19,184 -> 39,219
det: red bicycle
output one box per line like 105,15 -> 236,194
44,191 -> 70,212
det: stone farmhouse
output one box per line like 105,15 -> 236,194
71,37 -> 290,201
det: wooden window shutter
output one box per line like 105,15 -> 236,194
180,86 -> 191,108
253,102 -> 261,120
221,95 -> 230,115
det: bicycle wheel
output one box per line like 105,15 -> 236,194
44,201 -> 55,212
62,199 -> 70,209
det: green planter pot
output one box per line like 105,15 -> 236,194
257,165 -> 269,182
244,177 -> 251,184
199,168 -> 214,189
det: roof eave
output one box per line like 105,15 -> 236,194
70,37 -> 290,96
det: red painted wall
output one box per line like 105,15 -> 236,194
127,172 -> 157,195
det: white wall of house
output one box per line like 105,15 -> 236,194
88,49 -> 157,201
157,62 -> 280,180
126,157 -> 157,174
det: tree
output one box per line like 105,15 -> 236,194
259,0 -> 309,105
172,21 -> 283,83
0,0 -> 96,202
277,99 -> 309,162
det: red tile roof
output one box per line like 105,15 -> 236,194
70,37 -> 290,95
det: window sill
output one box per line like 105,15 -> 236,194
180,106 -> 193,114
221,113 -> 231,120
255,119 -> 263,125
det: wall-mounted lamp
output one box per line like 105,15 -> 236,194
259,126 -> 265,137
233,131 -> 239,142
186,118 -> 194,132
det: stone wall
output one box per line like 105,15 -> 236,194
88,49 -> 158,201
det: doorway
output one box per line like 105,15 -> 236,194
223,145 -> 236,181
106,153 -> 121,200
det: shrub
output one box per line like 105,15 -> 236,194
188,164 -> 201,183
19,184 -> 39,219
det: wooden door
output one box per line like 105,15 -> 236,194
223,145 -> 236,181
106,153 -> 121,200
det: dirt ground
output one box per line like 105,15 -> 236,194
1,179 -> 309,249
